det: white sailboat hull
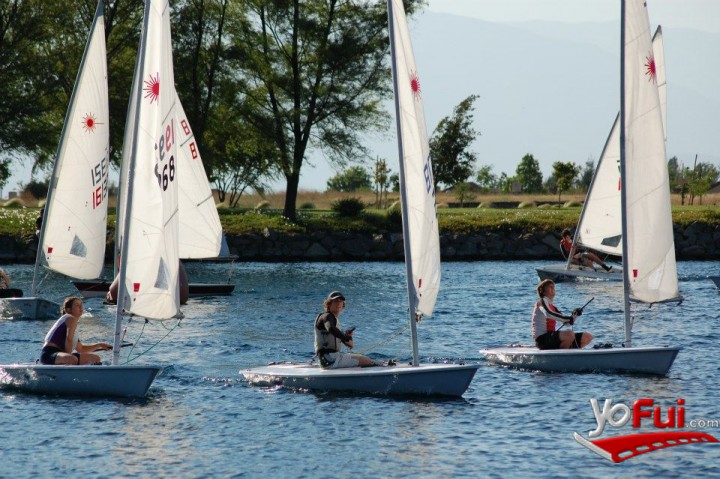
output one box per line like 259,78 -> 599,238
0,297 -> 60,320
481,345 -> 679,376
243,363 -> 479,397
535,264 -> 623,282
0,364 -> 162,398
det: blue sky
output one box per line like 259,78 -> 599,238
427,0 -> 720,33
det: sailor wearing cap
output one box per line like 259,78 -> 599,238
314,291 -> 381,368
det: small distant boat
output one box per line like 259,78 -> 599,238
1,0 -> 111,320
72,279 -> 234,299
483,0 -> 680,376
243,0 -> 479,397
536,26 -> 666,283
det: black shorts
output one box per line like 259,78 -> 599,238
40,346 -> 80,365
535,332 -> 584,350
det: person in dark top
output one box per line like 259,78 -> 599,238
40,297 -> 112,365
560,228 -> 612,272
314,291 -> 383,368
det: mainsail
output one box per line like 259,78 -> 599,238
622,0 -> 679,305
116,0 -> 180,321
575,27 -> 667,260
38,0 -> 109,281
388,0 -> 440,318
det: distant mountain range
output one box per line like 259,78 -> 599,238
295,11 -> 720,191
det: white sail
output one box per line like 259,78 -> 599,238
388,0 -> 440,318
38,1 -> 109,280
117,0 -> 180,321
176,98 -> 223,259
576,114 -> 622,256
575,26 -> 667,259
622,0 -> 679,304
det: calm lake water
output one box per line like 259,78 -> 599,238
1,260 -> 719,478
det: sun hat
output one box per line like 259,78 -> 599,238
326,291 -> 345,301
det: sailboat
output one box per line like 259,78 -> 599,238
536,26 -> 666,283
241,0 -> 479,397
0,1 -> 111,320
0,0 -> 179,397
482,0 -> 680,375
71,92 -> 234,299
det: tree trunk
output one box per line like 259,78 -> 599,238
284,171 -> 300,221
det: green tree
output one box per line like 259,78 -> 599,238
475,164 -> 497,192
227,0 -> 424,220
453,182 -> 476,208
516,154 -> 543,193
0,158 -> 10,194
429,94 -> 480,190
327,166 -> 372,192
687,160 -> 719,205
0,0 -> 75,166
667,156 -> 682,192
578,158 -> 595,191
552,161 -> 580,202
497,172 -> 512,193
373,158 -> 390,208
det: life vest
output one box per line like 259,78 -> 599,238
314,312 -> 341,354
545,302 -> 558,332
44,314 -> 79,351
560,237 -> 573,257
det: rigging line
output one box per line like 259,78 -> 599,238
123,318 -> 182,364
354,324 -> 409,355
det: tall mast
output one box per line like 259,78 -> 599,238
387,0 -> 420,367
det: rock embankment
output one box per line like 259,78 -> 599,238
2,222 -> 718,263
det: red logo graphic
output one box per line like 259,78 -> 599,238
82,113 -> 98,133
575,398 -> 718,463
409,71 -> 421,100
645,52 -> 657,83
144,73 -> 160,103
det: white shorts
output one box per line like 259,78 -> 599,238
323,352 -> 360,369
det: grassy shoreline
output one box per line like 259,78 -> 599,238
2,196 -> 719,238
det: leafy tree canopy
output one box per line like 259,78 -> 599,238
516,153 -> 544,193
430,94 -> 480,190
327,166 -> 372,192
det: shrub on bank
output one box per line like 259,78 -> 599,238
331,197 -> 365,217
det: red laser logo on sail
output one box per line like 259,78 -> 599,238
645,52 -> 657,83
144,73 -> 160,103
82,113 -> 98,133
574,398 -> 718,463
409,71 -> 421,100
